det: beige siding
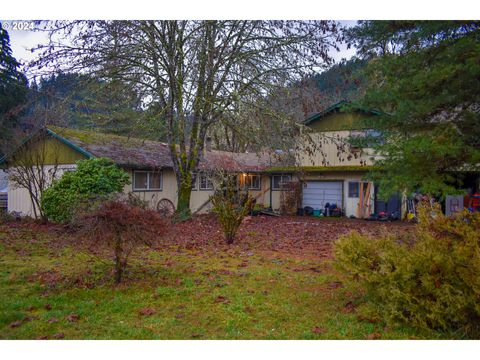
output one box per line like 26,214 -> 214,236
125,169 -> 272,214
7,164 -> 78,217
297,130 -> 380,167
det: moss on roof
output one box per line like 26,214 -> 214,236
266,165 -> 379,173
48,126 -> 161,149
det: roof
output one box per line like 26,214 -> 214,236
28,127 -> 279,172
302,100 -> 382,126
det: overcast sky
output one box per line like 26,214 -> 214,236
5,20 -> 358,77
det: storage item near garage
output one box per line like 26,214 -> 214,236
313,209 -> 321,217
303,206 -> 314,216
445,195 -> 464,216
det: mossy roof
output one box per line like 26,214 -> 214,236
265,165 -> 378,173
47,127 -> 278,172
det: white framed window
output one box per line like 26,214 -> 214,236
198,172 -> 214,190
133,170 -> 162,191
244,174 -> 261,190
272,175 -> 292,190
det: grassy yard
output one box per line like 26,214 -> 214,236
0,217 -> 440,340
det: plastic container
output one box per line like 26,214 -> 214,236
313,209 -> 321,217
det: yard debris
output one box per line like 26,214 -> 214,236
312,326 -> 327,334
66,313 -> 80,322
343,301 -> 357,313
214,295 -> 230,304
48,318 -> 59,324
9,320 -> 22,328
36,335 -> 49,340
139,308 -> 156,316
53,333 -> 65,339
175,313 -> 185,319
44,304 -> 52,311
164,214 -> 412,259
367,332 -> 382,340
328,281 -> 343,289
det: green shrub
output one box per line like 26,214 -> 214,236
334,203 -> 480,337
41,158 -> 130,223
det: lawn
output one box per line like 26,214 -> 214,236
0,215 -> 439,340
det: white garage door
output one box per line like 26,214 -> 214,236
302,181 -> 343,209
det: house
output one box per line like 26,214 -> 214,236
0,127 -> 280,217
0,170 -> 7,211
5,100 -> 470,219
267,100 -> 396,218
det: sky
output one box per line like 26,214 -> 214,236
4,20 -> 358,78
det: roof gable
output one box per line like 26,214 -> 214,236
303,100 -> 381,130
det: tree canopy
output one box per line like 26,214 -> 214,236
0,24 -> 28,156
31,20 -> 342,215
347,21 -> 480,197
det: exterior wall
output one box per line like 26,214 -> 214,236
13,137 -> 87,166
125,169 -> 272,214
7,164 -> 78,217
297,130 -> 380,167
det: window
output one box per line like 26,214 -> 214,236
133,171 -> 162,191
348,182 -> 359,198
350,129 -> 384,147
272,175 -> 292,190
241,173 -> 261,190
247,174 -> 261,190
348,181 -> 370,198
198,172 -> 214,190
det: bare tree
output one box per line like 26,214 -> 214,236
5,131 -> 60,221
30,20 -> 342,216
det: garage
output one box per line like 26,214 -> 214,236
302,181 -> 343,210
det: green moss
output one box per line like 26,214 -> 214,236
49,126 -> 157,150
266,165 -> 380,173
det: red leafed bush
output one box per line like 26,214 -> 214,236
75,199 -> 166,284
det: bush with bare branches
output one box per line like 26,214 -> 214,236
75,198 -> 166,284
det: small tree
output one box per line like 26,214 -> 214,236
75,198 -> 166,284
210,171 -> 253,244
41,157 -> 130,223
6,131 -> 60,221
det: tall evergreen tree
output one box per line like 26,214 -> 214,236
347,21 -> 480,197
0,23 -> 28,155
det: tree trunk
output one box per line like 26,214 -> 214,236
176,181 -> 192,218
114,235 -> 123,284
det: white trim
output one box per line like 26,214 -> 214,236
133,170 -> 163,191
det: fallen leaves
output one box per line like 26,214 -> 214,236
343,301 -> 357,313
312,326 -> 327,334
214,295 -> 230,304
66,313 -> 80,322
138,308 -> 156,316
367,332 -> 382,340
9,321 -> 22,328
163,214 -> 413,259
